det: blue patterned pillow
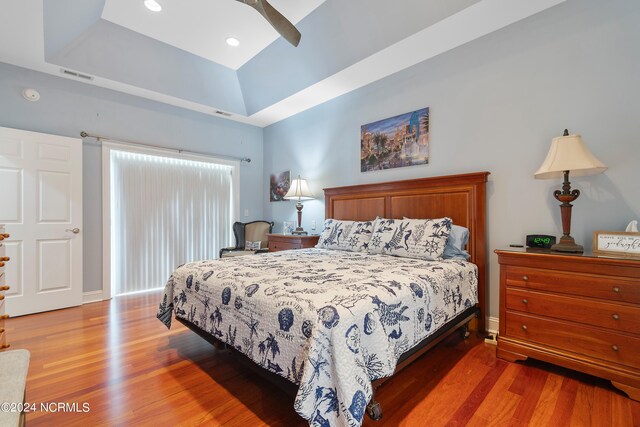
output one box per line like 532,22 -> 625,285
368,217 -> 452,260
404,217 -> 470,260
316,219 -> 373,252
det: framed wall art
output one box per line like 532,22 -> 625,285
270,170 -> 291,202
361,107 -> 429,172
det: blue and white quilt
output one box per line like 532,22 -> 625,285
158,248 -> 477,427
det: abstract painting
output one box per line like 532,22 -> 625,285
361,107 -> 429,172
270,170 -> 291,202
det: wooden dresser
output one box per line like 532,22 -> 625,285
267,234 -> 320,252
0,225 -> 10,351
496,249 -> 640,400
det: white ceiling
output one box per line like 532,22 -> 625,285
0,0 -> 567,127
101,0 -> 325,70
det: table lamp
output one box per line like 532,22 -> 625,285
534,129 -> 607,252
284,175 -> 314,235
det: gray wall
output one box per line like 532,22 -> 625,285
263,0 -> 640,319
0,62 -> 264,293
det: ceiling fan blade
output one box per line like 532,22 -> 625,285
237,0 -> 301,47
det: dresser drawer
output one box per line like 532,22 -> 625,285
505,265 -> 640,304
506,288 -> 640,334
0,308 -> 6,350
270,241 -> 300,252
505,311 -> 640,368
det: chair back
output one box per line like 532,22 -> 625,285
233,220 -> 273,249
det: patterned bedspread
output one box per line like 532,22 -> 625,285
158,248 -> 477,427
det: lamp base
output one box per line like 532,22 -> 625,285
292,228 -> 308,236
551,236 -> 583,253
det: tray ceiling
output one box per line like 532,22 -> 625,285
0,0 -> 566,127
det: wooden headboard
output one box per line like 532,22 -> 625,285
324,171 -> 490,331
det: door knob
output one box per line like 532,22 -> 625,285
66,228 -> 80,234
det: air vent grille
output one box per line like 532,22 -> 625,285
60,69 -> 94,81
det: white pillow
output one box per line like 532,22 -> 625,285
245,240 -> 261,251
368,217 -> 452,260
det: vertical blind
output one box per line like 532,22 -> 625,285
111,149 -> 236,295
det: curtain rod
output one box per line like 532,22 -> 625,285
79,131 -> 251,163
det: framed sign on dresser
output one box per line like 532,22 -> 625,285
0,225 -> 10,350
495,248 -> 640,401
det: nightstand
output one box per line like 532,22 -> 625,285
495,248 -> 640,401
268,234 -> 320,252
0,225 -> 10,351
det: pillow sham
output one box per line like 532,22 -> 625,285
403,217 -> 470,260
443,225 -> 470,260
316,219 -> 373,252
245,240 -> 261,251
368,217 -> 452,260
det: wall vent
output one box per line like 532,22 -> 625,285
215,110 -> 232,117
60,68 -> 94,81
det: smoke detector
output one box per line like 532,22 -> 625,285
22,88 -> 40,102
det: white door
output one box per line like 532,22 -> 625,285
0,127 -> 83,316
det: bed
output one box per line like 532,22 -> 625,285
158,171 -> 489,426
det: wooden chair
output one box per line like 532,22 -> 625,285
219,220 -> 274,258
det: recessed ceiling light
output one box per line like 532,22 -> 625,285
144,0 -> 162,12
226,37 -> 240,47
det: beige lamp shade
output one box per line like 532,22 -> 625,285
284,176 -> 314,200
534,133 -> 607,179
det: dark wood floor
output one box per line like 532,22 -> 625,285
5,292 -> 639,426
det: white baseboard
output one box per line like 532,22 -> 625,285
82,290 -> 104,304
486,316 -> 499,336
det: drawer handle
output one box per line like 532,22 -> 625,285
0,257 -> 8,262
612,345 -> 619,352
0,344 -> 9,349
0,286 -> 8,291
613,286 -> 621,293
521,325 -> 528,331
612,313 -> 620,320
522,299 -> 528,305
0,262 -> 4,268
522,275 -> 529,281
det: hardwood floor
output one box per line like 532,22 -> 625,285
5,292 -> 639,426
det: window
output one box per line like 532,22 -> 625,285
106,146 -> 238,296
